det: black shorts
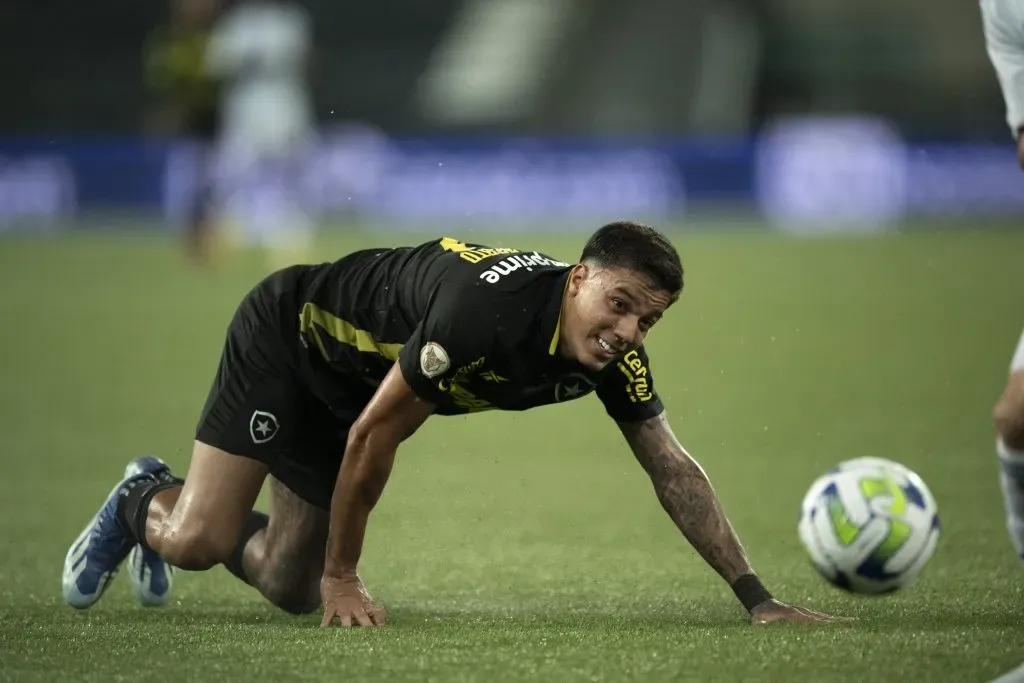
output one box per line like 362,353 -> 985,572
182,107 -> 220,141
195,266 -> 364,510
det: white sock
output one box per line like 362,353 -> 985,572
997,438 -> 1024,560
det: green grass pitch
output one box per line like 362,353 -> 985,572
0,223 -> 1022,682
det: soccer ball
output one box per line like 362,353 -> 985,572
798,456 -> 940,595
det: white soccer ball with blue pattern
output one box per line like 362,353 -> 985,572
798,456 -> 940,595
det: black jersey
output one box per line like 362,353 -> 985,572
294,237 -> 664,422
144,26 -> 220,137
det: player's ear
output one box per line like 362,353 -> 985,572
568,263 -> 588,296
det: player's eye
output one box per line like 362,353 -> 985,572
611,298 -> 626,311
639,319 -> 654,333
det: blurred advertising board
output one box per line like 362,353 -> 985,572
0,117 -> 1021,230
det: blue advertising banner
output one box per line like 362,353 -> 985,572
0,118 -> 1021,231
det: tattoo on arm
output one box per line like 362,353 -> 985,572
619,413 -> 753,584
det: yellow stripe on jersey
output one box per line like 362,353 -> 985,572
548,316 -> 561,356
548,274 -> 573,355
298,303 -> 403,361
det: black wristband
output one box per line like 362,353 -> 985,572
731,574 -> 773,612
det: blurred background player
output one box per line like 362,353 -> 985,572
204,0 -> 317,272
144,0 -> 224,267
981,0 -> 1024,565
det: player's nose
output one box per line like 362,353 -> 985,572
613,316 -> 641,348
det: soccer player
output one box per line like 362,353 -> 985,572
144,0 -> 223,266
63,222 -> 840,626
203,0 -> 316,272
982,0 -> 1024,168
981,0 -> 1024,563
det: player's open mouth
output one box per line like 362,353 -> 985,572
595,336 -> 620,357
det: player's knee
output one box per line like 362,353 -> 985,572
255,543 -> 322,614
994,395 -> 1024,451
160,523 -> 238,571
261,573 -> 320,615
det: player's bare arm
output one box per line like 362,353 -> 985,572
618,412 -> 844,625
320,363 -> 435,628
618,412 -> 751,581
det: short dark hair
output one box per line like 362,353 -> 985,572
579,221 -> 683,298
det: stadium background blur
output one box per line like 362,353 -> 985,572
1,2 -> 1022,682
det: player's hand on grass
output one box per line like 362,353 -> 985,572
749,599 -> 849,626
319,574 -> 387,628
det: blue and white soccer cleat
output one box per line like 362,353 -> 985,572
123,457 -> 177,607
62,468 -> 157,609
125,544 -> 175,607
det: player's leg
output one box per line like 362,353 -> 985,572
61,441 -> 268,609
125,445 -> 271,604
123,455 -> 185,606
994,329 -> 1024,560
237,146 -> 314,273
137,386 -> 350,615
995,330 -> 1024,449
265,143 -> 315,272
133,442 -> 269,570
234,475 -> 330,614
183,115 -> 221,267
229,389 -> 353,614
62,266 -> 306,608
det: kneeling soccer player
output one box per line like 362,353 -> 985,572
63,221 -> 842,626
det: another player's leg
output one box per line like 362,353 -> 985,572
233,150 -> 314,273
261,149 -> 315,273
994,331 -> 1024,561
183,129 -> 222,267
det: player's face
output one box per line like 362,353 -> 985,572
562,265 -> 673,370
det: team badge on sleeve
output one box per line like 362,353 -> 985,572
420,342 -> 451,378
